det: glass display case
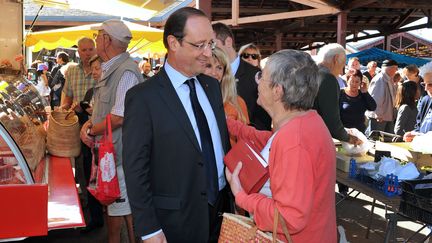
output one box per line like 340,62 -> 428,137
0,73 -> 48,185
0,73 -> 85,240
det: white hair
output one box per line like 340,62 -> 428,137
419,61 -> 432,77
316,43 -> 345,64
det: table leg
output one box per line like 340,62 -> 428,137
404,225 -> 427,243
366,198 -> 376,239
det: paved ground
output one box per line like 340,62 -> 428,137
19,189 -> 432,243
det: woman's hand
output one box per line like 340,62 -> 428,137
225,162 -> 244,196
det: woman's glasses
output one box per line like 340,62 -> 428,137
241,53 -> 259,60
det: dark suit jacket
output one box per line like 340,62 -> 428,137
122,68 -> 230,242
235,59 -> 272,130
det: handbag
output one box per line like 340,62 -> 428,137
87,114 -> 120,205
218,207 -> 292,243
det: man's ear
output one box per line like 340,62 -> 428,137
167,35 -> 179,51
225,36 -> 233,48
333,54 -> 340,65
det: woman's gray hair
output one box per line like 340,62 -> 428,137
419,61 -> 432,77
266,49 -> 319,110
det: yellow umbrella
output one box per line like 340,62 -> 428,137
25,20 -> 166,54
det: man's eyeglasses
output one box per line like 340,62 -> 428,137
181,39 -> 216,51
242,53 -> 260,60
93,32 -> 109,40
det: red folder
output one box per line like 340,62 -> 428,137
224,139 -> 269,194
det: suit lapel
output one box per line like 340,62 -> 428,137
156,69 -> 201,152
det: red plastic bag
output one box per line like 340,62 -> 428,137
87,114 -> 120,205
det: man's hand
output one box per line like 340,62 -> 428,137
80,120 -> 94,148
225,162 -> 244,196
348,134 -> 363,146
143,232 -> 167,243
403,131 -> 417,142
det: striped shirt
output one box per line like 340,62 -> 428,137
101,54 -> 140,117
63,62 -> 95,102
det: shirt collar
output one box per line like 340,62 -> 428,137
164,60 -> 196,90
231,55 -> 241,75
101,53 -> 123,73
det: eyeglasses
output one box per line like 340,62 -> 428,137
93,32 -> 109,40
241,53 -> 259,60
181,39 -> 216,51
255,71 -> 273,85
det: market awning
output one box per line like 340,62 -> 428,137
346,47 -> 430,68
25,21 -> 166,55
31,0 -> 157,21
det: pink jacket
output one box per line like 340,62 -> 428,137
228,110 -> 337,243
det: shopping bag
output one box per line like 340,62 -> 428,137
218,207 -> 292,243
87,114 -> 120,205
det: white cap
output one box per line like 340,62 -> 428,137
91,19 -> 132,44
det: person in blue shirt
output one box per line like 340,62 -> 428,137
404,62 -> 432,142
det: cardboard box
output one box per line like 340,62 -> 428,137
336,148 -> 374,172
375,141 -> 432,168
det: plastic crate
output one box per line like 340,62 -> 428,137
349,159 -> 401,196
399,179 -> 432,224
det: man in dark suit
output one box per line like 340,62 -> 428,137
123,7 -> 231,243
212,23 -> 271,131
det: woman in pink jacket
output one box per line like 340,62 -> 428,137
226,50 -> 337,243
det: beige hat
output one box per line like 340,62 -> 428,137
91,19 -> 132,44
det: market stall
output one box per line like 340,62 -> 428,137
335,138 -> 432,242
0,73 -> 85,240
0,1 -> 84,240
25,20 -> 166,57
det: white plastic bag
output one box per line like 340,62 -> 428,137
377,157 -> 419,180
341,128 -> 373,155
410,131 -> 432,154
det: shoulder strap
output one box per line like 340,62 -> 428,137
272,207 -> 292,243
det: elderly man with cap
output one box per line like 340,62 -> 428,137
80,19 -> 144,243
366,59 -> 399,139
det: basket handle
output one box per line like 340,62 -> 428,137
64,111 -> 75,120
272,207 -> 292,243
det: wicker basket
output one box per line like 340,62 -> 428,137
218,213 -> 283,243
47,111 -> 81,157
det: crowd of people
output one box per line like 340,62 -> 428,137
24,6 -> 432,243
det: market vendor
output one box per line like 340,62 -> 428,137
403,61 -> 432,142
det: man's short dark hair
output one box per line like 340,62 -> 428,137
212,22 -> 235,49
57,52 -> 69,63
163,7 -> 208,49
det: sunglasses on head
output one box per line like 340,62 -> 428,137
241,53 -> 259,60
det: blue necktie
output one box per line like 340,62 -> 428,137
185,78 -> 219,205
